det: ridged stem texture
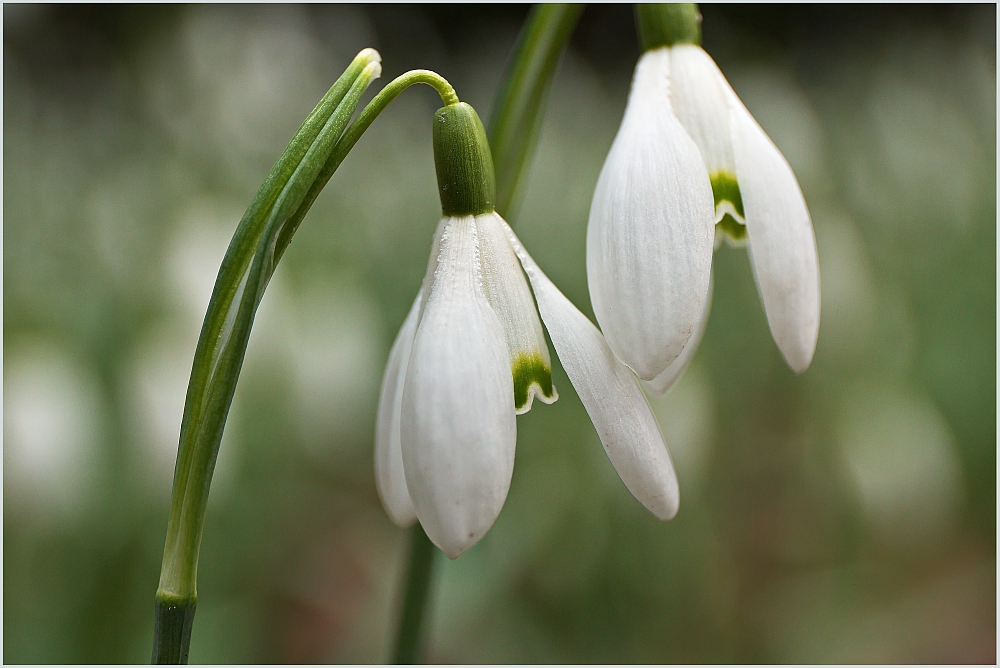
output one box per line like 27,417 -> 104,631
434,102 -> 497,216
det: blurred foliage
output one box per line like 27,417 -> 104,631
3,4 -> 995,663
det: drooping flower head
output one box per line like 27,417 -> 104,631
376,99 -> 680,558
586,44 -> 715,383
587,3 -> 820,392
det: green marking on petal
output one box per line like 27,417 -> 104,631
511,351 -> 555,412
716,213 -> 748,244
710,170 -> 745,220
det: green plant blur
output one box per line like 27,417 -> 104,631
4,5 -> 995,663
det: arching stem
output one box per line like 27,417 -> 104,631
151,60 -> 459,664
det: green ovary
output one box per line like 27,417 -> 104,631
511,352 -> 555,411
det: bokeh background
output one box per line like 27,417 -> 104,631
4,3 -> 995,663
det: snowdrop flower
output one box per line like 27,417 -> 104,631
588,3 -> 820,392
376,101 -> 679,558
586,45 -> 715,383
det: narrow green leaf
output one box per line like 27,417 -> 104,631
153,50 -> 381,666
154,58 -> 463,664
488,3 -> 584,220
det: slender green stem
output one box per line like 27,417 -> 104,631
153,56 -> 381,665
152,59 -> 459,664
487,3 -> 583,220
275,70 -> 460,263
151,598 -> 195,665
392,525 -> 437,664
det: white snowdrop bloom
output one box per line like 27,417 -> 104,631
375,102 -> 679,558
586,47 -> 715,383
588,5 -> 820,388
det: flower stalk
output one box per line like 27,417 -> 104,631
151,53 -> 462,664
392,525 -> 437,664
383,7 -> 585,662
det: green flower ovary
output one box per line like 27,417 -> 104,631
511,351 -> 555,411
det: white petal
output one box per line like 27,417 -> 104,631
587,48 -> 715,380
729,94 -> 820,373
503,219 -> 678,520
669,44 -> 747,229
415,216 -> 450,320
401,216 -> 516,558
373,291 -> 421,527
669,45 -> 737,181
643,271 -> 713,395
372,216 -> 449,528
476,212 -> 557,414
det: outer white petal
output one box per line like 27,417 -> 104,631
374,291 -> 421,527
415,216 -> 449,321
728,93 -> 820,373
503,220 -> 678,520
643,271 -> 713,396
476,212 -> 557,414
669,45 -> 737,183
372,217 -> 449,527
587,48 -> 715,380
401,216 -> 516,558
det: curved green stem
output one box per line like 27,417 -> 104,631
488,3 -> 584,219
274,70 -> 461,264
392,525 -> 437,664
152,60 -> 458,664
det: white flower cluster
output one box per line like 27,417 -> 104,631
374,37 -> 819,559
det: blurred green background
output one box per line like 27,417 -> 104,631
4,4 -> 995,663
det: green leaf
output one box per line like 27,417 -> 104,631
488,4 -> 584,220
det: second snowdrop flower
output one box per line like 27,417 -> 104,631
586,39 -> 715,383
588,3 -> 820,393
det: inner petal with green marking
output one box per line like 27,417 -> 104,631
475,212 -> 559,415
511,351 -> 557,414
710,170 -> 745,219
711,170 -> 747,246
